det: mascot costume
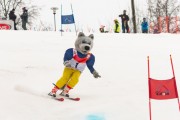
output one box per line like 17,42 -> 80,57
49,32 -> 101,97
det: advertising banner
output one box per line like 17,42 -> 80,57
0,20 -> 14,30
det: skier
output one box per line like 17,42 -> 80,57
49,32 -> 101,98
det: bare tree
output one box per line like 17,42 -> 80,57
163,0 -> 180,32
131,0 -> 137,33
0,0 -> 41,30
0,0 -> 23,19
32,20 -> 53,31
148,0 -> 180,33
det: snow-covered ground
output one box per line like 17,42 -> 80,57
0,31 -> 180,120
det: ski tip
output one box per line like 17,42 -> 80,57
76,98 -> 80,101
71,97 -> 80,101
57,98 -> 64,101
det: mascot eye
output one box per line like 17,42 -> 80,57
82,40 -> 87,44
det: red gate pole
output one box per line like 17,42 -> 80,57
158,17 -> 162,33
148,56 -> 150,78
175,16 -> 178,33
166,16 -> 169,33
170,55 -> 180,111
150,23 -> 152,33
170,55 -> 175,77
147,56 -> 152,120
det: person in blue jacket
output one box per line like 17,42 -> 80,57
141,18 -> 148,33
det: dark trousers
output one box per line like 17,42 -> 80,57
14,21 -> 17,30
142,30 -> 148,33
22,21 -> 27,30
122,25 -> 129,33
11,20 -> 17,30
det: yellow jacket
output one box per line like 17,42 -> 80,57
114,21 -> 120,33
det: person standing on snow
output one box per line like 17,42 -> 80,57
113,19 -> 120,33
119,10 -> 129,33
99,25 -> 105,33
20,7 -> 28,30
141,18 -> 148,33
9,9 -> 17,30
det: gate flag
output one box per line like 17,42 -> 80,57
61,4 -> 77,36
149,77 -> 178,100
61,14 -> 75,24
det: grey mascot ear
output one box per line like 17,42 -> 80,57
89,34 -> 94,40
78,32 -> 85,37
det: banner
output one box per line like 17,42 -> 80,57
149,77 -> 178,100
61,4 -> 77,36
0,20 -> 14,30
61,14 -> 75,24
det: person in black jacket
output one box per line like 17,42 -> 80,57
119,10 -> 129,33
20,7 -> 28,30
9,9 -> 17,30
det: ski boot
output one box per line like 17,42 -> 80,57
49,86 -> 59,97
60,85 -> 71,98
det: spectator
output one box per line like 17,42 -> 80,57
9,9 -> 17,30
119,10 -> 129,33
153,26 -> 160,34
113,19 -> 120,33
141,18 -> 148,33
20,7 -> 28,30
99,25 -> 105,33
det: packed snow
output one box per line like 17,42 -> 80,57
0,31 -> 180,120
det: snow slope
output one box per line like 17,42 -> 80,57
0,31 -> 180,120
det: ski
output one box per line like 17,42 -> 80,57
49,83 -> 80,101
59,92 -> 80,101
48,93 -> 64,101
53,97 -> 65,101
48,92 -> 80,101
64,97 -> 80,101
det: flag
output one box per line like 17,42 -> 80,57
61,14 -> 75,24
149,77 -> 178,100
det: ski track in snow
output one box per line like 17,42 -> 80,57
14,85 -> 50,99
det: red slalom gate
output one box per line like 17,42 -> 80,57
147,55 -> 180,120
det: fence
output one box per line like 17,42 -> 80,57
149,16 -> 180,34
